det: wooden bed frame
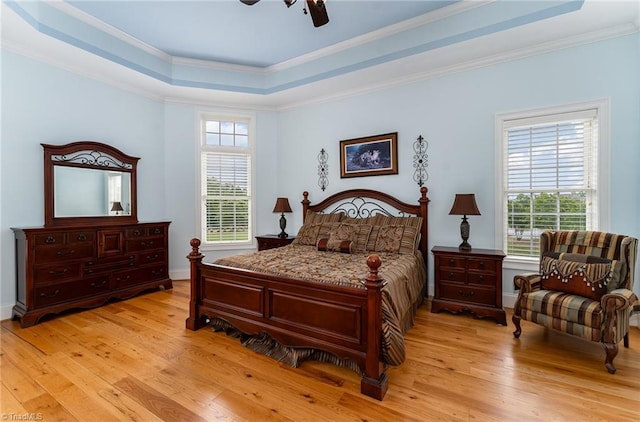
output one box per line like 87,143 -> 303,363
186,187 -> 429,400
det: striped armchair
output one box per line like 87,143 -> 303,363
512,231 -> 638,374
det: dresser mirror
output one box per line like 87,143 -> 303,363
43,141 -> 139,226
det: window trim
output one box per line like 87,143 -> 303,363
197,111 -> 257,251
495,98 -> 610,267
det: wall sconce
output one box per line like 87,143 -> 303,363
111,201 -> 124,215
449,194 -> 481,251
273,197 -> 293,238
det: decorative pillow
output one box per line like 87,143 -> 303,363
373,225 -> 405,253
304,210 -> 344,225
331,223 -> 372,252
327,223 -> 356,247
540,256 -> 622,301
542,252 -> 610,264
398,225 -> 420,254
317,221 -> 340,241
292,223 -> 321,246
317,238 -> 353,253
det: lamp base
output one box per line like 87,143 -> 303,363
278,213 -> 288,238
459,216 -> 471,251
458,241 -> 472,251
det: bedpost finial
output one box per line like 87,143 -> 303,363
420,186 -> 428,196
188,238 -> 203,259
303,191 -> 309,200
366,253 -> 382,276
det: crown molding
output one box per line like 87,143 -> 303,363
267,0 -> 491,73
48,1 -> 172,62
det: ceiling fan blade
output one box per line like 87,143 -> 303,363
306,0 -> 329,27
240,0 -> 261,5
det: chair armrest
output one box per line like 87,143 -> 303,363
514,273 -> 541,294
601,289 -> 639,312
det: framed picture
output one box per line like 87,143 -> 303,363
339,132 -> 398,178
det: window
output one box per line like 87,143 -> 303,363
199,114 -> 254,248
497,100 -> 608,260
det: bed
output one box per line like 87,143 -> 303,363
186,187 -> 429,400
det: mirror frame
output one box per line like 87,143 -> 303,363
43,141 -> 139,227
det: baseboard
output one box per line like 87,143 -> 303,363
1,304 -> 13,321
169,268 -> 189,281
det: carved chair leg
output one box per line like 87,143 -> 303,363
623,332 -> 629,348
512,315 -> 522,338
603,342 -> 618,374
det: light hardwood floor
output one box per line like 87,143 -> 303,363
2,280 -> 639,421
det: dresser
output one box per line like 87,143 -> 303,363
12,222 -> 172,327
11,141 -> 173,327
431,246 -> 506,325
256,234 -> 296,251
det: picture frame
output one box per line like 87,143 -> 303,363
339,132 -> 398,178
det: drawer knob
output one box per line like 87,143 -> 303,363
117,275 -> 131,282
449,259 -> 455,265
40,289 -> 60,298
133,230 -> 142,236
448,272 -> 455,280
49,268 -> 69,277
479,261 -> 485,269
45,236 -> 56,244
478,275 -> 485,283
153,228 -> 161,234
77,234 -> 87,241
151,269 -> 165,276
141,241 -> 155,247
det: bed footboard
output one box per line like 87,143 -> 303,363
185,238 -> 388,400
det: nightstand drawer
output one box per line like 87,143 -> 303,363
441,256 -> 466,269
256,235 -> 296,251
467,258 -> 497,272
438,269 -> 466,283
467,272 -> 496,286
439,283 -> 495,306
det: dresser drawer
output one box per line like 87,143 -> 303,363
34,263 -> 83,285
126,225 -> 166,238
438,283 -> 496,306
126,238 -> 164,252
34,276 -> 110,307
34,243 -> 94,264
112,265 -> 167,289
67,231 -> 95,244
136,250 -> 165,265
33,231 -> 95,246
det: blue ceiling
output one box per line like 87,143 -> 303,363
66,0 -> 459,68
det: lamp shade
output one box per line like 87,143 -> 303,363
272,197 -> 292,213
111,201 -> 124,212
448,194 -> 481,216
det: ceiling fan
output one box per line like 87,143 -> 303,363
240,0 -> 329,28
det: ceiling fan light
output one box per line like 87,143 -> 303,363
306,0 -> 329,27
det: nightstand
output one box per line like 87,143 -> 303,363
431,246 -> 506,325
256,235 -> 296,251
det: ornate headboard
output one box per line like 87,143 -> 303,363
301,187 -> 430,265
